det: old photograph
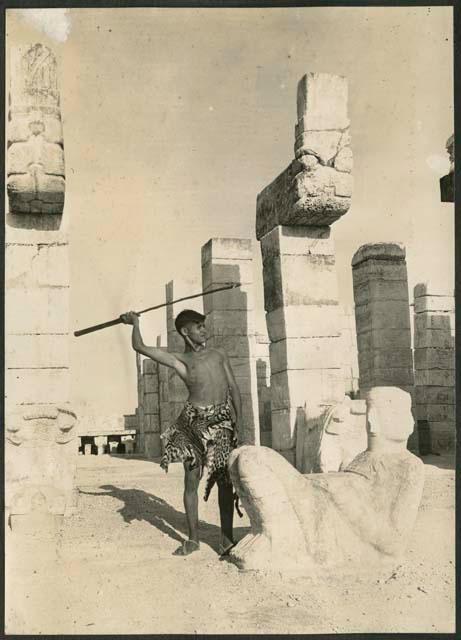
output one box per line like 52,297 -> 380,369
4,5 -> 455,635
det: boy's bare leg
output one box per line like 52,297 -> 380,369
218,480 -> 234,552
181,461 -> 201,551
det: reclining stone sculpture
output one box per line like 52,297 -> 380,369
228,386 -> 425,573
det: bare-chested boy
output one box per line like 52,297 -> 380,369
120,308 -> 242,557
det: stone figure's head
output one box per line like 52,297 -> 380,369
365,386 -> 413,452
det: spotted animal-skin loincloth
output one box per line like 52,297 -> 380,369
160,392 -> 238,502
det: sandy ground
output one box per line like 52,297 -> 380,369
6,451 -> 455,635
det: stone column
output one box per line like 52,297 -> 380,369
5,44 -> 76,533
257,73 -> 352,467
255,333 -> 272,447
352,243 -> 414,395
413,283 -> 455,452
201,238 -> 260,445
165,278 -> 203,422
141,359 -> 161,457
338,305 -> 359,398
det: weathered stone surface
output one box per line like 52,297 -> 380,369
271,369 -> 344,411
352,260 -> 409,285
6,368 -> 70,405
256,160 -> 352,239
266,304 -> 341,341
6,240 -> 69,288
415,386 -> 455,405
359,367 -> 414,388
354,301 -> 411,331
296,73 -> 349,130
201,237 -> 252,265
414,296 -> 455,314
356,328 -> 412,351
353,279 -> 410,306
414,369 -> 455,387
413,328 -> 455,349
6,405 -> 77,523
7,44 -> 65,217
144,433 -> 162,458
205,310 -> 251,336
414,312 -> 454,332
262,253 -> 339,312
357,347 -> 413,371
229,387 -> 423,573
415,404 -> 455,422
352,242 -> 405,267
294,130 -> 342,164
203,285 -> 253,312
269,337 -> 342,373
6,334 -> 68,369
414,282 -> 454,298
6,287 -> 70,334
202,261 -> 253,290
414,348 -> 455,370
145,414 -> 160,432
142,359 -> 158,375
143,392 -> 159,414
260,224 -> 334,258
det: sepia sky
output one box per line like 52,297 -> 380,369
6,7 -> 454,416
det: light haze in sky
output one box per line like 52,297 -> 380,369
6,7 -> 454,417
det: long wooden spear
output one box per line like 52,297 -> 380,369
73,282 -> 241,337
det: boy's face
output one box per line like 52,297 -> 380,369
182,320 -> 207,345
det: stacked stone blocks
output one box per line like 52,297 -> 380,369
201,238 -> 260,445
256,73 -> 352,467
352,243 -> 414,394
413,283 -> 455,452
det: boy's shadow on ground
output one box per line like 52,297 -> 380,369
79,485 -> 249,554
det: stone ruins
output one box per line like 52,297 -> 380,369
6,46 -> 454,567
6,44 -> 76,536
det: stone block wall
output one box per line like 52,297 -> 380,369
413,283 -> 455,452
201,238 -> 260,445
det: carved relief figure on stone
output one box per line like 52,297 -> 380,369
7,43 -> 65,215
229,387 -> 424,573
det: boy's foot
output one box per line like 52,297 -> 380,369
173,540 -> 200,556
219,535 -> 236,557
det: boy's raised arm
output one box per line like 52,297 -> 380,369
120,311 -> 187,379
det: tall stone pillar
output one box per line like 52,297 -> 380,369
201,238 -> 260,445
338,305 -> 359,398
255,333 -> 272,447
165,277 -> 203,422
140,359 -> 161,457
352,243 -> 414,395
413,283 -> 455,452
256,73 -> 352,467
5,44 -> 76,534
256,73 -> 352,466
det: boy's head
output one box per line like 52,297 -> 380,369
174,309 -> 207,343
